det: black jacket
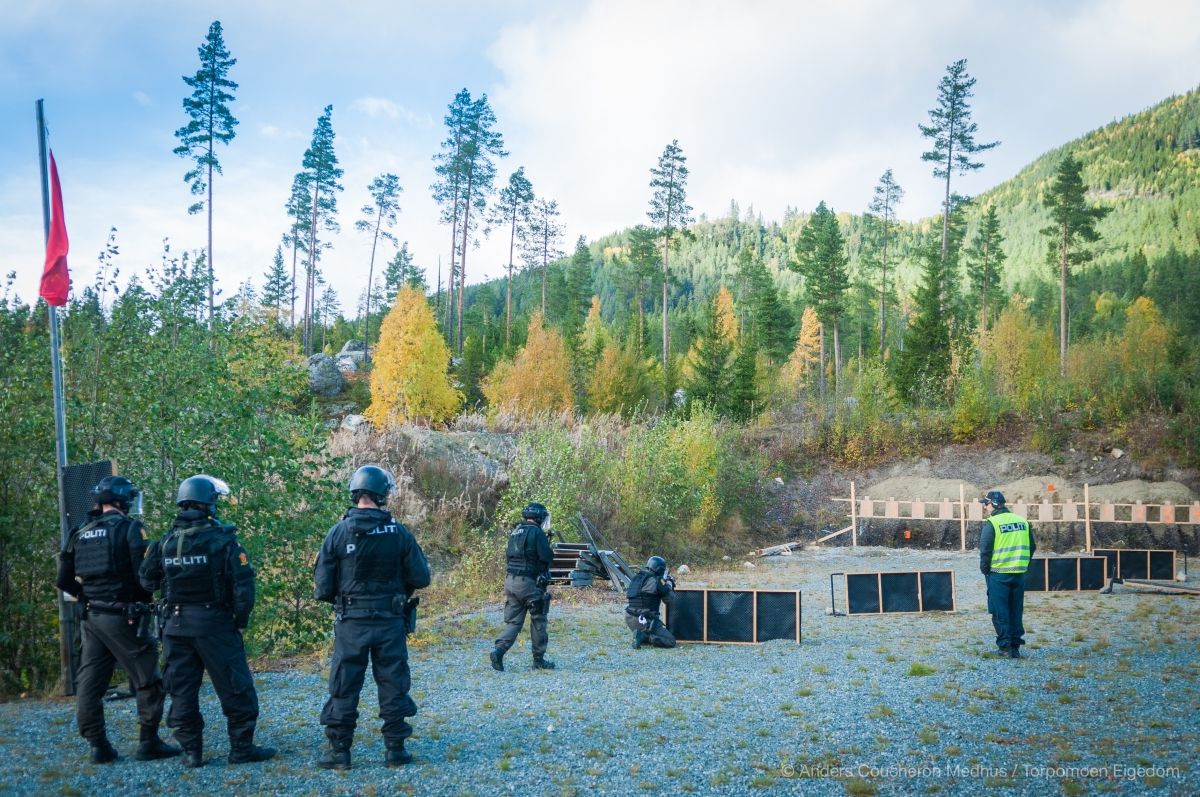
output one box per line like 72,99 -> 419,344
139,510 -> 256,631
625,569 -> 675,615
314,508 -> 431,603
56,509 -> 153,604
505,521 -> 553,578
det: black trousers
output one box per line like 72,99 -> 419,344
987,572 -> 1027,650
76,611 -> 165,743
494,574 -> 548,656
320,614 -> 416,749
162,625 -> 259,751
625,612 -> 677,648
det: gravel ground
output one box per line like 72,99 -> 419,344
2,547 -> 1196,796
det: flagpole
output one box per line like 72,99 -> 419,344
37,99 -> 77,696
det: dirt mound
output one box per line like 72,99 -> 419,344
865,475 -> 1197,506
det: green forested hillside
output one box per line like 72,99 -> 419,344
981,88 -> 1200,290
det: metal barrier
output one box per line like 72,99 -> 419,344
664,589 -> 801,644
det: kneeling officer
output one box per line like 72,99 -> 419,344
139,475 -> 275,768
315,465 -> 431,770
625,556 -> 677,649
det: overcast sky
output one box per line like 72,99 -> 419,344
2,0 -> 1198,312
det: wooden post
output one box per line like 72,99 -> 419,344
1084,483 -> 1092,553
959,483 -> 967,551
850,480 -> 858,547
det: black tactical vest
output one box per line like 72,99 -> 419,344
162,523 -> 231,606
72,517 -> 122,579
506,522 -> 542,577
339,515 -> 407,596
626,570 -> 662,613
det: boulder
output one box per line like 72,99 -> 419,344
340,414 -> 368,431
340,339 -> 366,353
335,356 -> 360,373
307,354 -> 345,397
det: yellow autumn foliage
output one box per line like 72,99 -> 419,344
366,286 -> 462,426
780,306 -> 821,396
482,312 -> 574,416
714,286 -> 738,344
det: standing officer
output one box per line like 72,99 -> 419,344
979,490 -> 1037,658
314,465 -> 431,770
625,556 -> 677,649
488,503 -> 555,672
139,475 -> 275,768
55,476 -> 180,764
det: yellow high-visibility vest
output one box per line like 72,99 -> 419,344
988,511 -> 1032,574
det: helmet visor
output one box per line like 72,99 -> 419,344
197,475 -> 231,498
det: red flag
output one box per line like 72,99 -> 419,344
39,150 -> 70,306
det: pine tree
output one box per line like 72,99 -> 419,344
565,237 -> 593,344
487,167 -> 534,347
894,239 -> 951,405
1041,154 -> 1110,375
919,59 -> 999,271
523,197 -> 564,315
792,201 -> 849,395
173,20 -> 238,329
648,140 -> 695,369
865,169 -> 904,355
367,286 -> 462,425
623,224 -> 661,354
283,173 -> 311,337
299,105 -> 343,355
735,247 -> 793,362
354,173 -> 402,361
383,242 -> 424,302
966,205 -> 1006,333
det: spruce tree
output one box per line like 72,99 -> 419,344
624,224 -> 661,354
261,245 -> 291,329
383,242 -> 423,302
173,20 -> 239,329
792,201 -> 849,395
966,205 -> 1006,333
523,197 -> 564,315
283,173 -> 311,336
894,240 -> 951,405
354,173 -> 402,361
735,247 -> 792,362
685,300 -> 732,412
726,336 -> 759,421
1041,154 -> 1110,375
565,237 -> 594,344
919,59 -> 998,271
648,140 -> 695,369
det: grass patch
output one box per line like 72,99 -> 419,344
907,663 -> 937,677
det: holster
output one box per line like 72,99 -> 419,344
397,595 -> 419,635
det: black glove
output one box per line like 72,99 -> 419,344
663,575 -> 676,589
535,574 -> 550,590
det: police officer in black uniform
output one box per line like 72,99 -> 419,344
625,556 -> 677,649
314,465 -> 431,770
55,476 -> 181,764
488,502 -> 555,672
138,475 -> 275,768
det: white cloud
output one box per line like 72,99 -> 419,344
352,96 -> 400,119
131,90 -> 152,107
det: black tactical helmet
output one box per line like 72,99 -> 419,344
176,474 -> 230,509
521,502 -> 549,523
646,556 -> 668,577
980,490 -> 1007,509
91,476 -> 139,510
349,465 -> 395,504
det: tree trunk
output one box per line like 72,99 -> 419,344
818,324 -> 826,401
661,240 -> 670,370
289,233 -> 299,335
1059,225 -> 1069,377
364,206 -> 382,363
206,159 -> 214,336
305,181 -> 322,356
505,213 -> 516,348
879,226 -> 888,356
458,170 -> 476,355
832,319 -> 841,395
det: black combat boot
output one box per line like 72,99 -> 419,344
385,743 -> 413,767
228,743 -> 277,764
1009,646 -> 1021,659
181,745 -> 204,768
633,631 -> 647,650
489,647 -> 505,672
135,725 -> 182,761
532,655 -> 556,670
316,743 -> 351,770
90,738 -> 118,764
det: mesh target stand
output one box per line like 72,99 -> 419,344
63,460 -> 113,532
1092,549 -> 1179,581
842,571 -> 956,615
1024,557 -> 1108,591
664,589 -> 801,644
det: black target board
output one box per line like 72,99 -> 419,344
1024,557 -> 1109,591
844,571 -> 956,614
665,589 -> 705,642
663,589 -> 801,645
1092,549 -> 1177,583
